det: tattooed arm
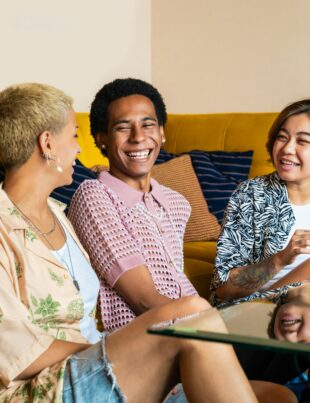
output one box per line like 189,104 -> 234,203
215,255 -> 281,300
216,230 -> 310,301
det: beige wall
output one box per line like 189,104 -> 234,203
152,0 -> 310,113
2,1 -> 309,113
0,0 -> 151,111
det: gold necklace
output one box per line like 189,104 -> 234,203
9,198 -> 56,236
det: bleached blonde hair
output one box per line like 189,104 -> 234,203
0,83 -> 73,169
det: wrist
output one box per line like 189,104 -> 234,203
273,251 -> 283,271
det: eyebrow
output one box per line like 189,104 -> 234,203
279,127 -> 310,136
111,116 -> 157,128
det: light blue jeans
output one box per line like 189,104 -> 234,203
63,334 -> 125,402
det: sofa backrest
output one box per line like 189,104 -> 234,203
165,113 -> 278,178
76,112 -> 278,178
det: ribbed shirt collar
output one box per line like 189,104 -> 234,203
98,171 -> 170,210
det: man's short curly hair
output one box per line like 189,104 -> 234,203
90,78 -> 167,138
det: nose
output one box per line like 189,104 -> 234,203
129,124 -> 145,143
281,138 -> 296,154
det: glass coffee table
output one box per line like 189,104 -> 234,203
148,302 -> 310,356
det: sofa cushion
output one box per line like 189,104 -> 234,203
184,241 -> 217,264
151,155 -> 220,242
156,149 -> 253,223
184,258 -> 214,299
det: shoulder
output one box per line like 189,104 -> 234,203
73,178 -> 113,202
158,182 -> 191,209
229,173 -> 280,202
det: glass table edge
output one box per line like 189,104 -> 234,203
147,327 -> 310,356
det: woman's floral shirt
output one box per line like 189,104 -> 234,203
0,186 -> 91,402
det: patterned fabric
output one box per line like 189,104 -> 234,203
68,171 -> 198,332
151,155 -> 220,242
156,149 -> 253,222
0,185 -> 92,402
211,172 -> 296,306
0,160 -> 96,210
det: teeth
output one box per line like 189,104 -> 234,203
126,150 -> 150,159
281,319 -> 301,327
281,159 -> 299,166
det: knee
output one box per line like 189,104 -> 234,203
170,296 -> 210,319
250,381 -> 298,403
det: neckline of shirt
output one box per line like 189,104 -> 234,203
97,171 -> 170,210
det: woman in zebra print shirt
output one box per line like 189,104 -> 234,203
211,100 -> 310,306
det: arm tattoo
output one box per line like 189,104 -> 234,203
229,256 -> 277,291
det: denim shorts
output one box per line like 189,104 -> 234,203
63,333 -> 125,403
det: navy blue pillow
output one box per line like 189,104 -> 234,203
156,149 -> 253,223
0,160 -> 96,211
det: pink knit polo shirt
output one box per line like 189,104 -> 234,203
69,171 -> 197,332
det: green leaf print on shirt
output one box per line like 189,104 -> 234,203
34,294 -> 61,317
31,378 -> 53,401
25,228 -> 38,242
67,298 -> 84,321
57,366 -> 66,381
15,382 -> 30,399
15,261 -> 22,279
8,207 -> 21,217
48,268 -> 64,287
56,330 -> 67,341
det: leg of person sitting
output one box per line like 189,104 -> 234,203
250,381 -> 297,403
106,295 -> 258,403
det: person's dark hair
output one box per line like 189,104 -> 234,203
90,78 -> 167,147
266,99 -> 310,162
267,302 -> 282,339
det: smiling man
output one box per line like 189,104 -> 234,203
68,78 -> 198,332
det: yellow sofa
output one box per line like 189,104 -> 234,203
76,112 -> 278,298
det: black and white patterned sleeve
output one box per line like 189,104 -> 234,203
212,179 -> 256,290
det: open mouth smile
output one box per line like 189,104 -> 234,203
125,149 -> 152,160
280,318 -> 301,328
280,158 -> 300,167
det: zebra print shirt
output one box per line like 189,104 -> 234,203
211,172 -> 299,306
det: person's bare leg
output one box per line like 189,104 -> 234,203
250,381 -> 298,403
106,296 -> 258,403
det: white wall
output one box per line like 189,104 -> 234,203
152,0 -> 310,113
0,0 -> 151,111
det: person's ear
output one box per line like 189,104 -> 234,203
95,132 -> 108,156
38,131 -> 53,155
160,127 -> 166,144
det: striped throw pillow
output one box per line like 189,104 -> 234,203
156,149 -> 253,223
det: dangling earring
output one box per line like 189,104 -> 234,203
100,144 -> 108,157
42,153 -> 63,172
162,137 -> 166,144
